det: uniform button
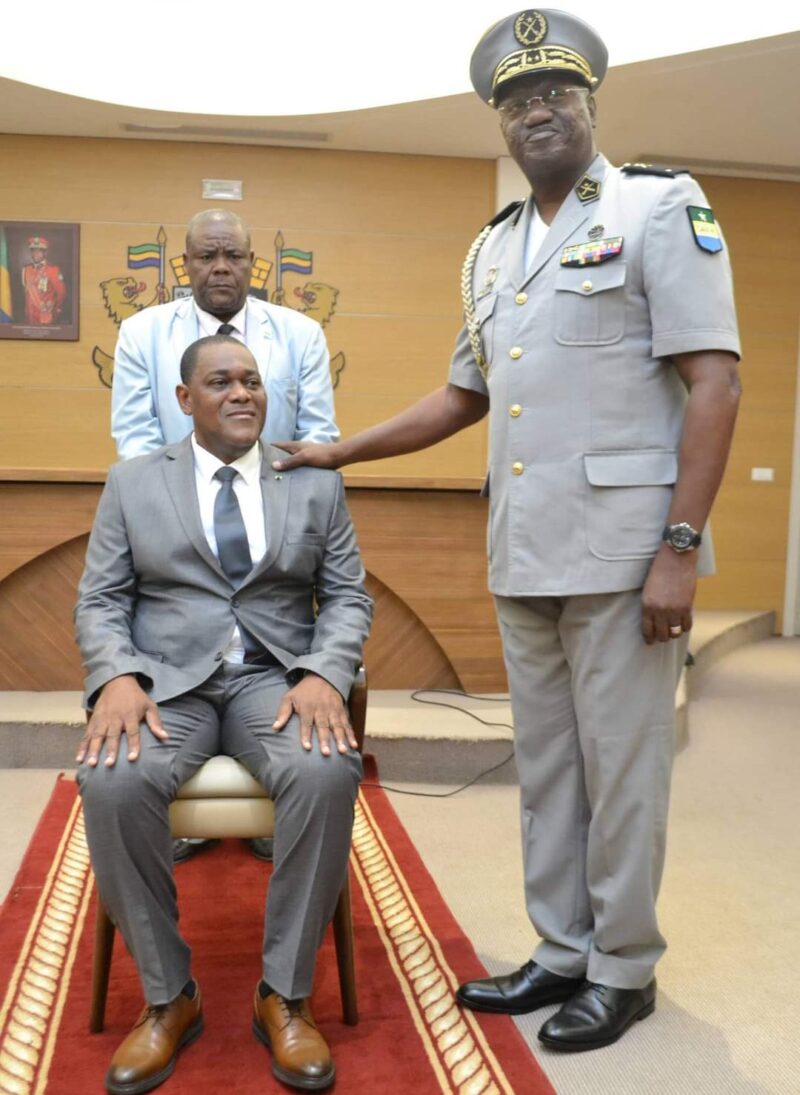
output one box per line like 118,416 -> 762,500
214,652 -> 223,662
512,462 -> 524,475
515,292 -> 528,305
510,404 -> 522,417
581,279 -> 593,292
231,597 -> 240,607
509,346 -> 523,359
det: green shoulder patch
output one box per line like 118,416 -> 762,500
687,206 -> 723,253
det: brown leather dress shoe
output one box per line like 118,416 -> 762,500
252,989 -> 335,1091
105,984 -> 203,1095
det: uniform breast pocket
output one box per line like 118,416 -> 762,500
554,261 -> 626,346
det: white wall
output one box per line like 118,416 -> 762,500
495,156 -> 528,211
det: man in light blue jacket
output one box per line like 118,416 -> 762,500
112,208 -> 338,460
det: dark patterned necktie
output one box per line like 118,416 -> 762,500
213,466 -> 252,585
217,323 -> 235,335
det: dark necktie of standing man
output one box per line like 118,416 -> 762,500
217,323 -> 235,335
213,466 -> 252,585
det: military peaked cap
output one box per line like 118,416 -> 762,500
470,8 -> 608,106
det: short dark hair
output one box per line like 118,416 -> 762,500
179,334 -> 244,385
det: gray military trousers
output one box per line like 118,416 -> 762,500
77,663 -> 362,1006
495,589 -> 688,989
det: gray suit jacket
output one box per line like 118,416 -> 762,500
75,438 -> 372,708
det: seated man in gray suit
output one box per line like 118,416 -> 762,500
113,207 -> 341,865
75,334 -> 372,1095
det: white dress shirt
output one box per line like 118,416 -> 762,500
191,435 -> 266,662
194,300 -> 248,341
524,204 -> 550,271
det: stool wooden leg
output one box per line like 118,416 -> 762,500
89,894 -> 116,1033
332,871 -> 358,1025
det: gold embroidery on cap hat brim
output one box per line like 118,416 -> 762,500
492,46 -> 594,102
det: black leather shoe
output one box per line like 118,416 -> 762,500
538,979 -> 656,1051
248,837 -> 274,862
456,961 -> 584,1015
172,838 -> 220,865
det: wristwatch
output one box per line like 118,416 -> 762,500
662,522 -> 702,553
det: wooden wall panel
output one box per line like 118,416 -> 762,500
0,134 -> 798,633
0,138 -> 494,236
0,538 -> 465,693
0,133 -> 494,481
0,391 -> 117,469
0,482 -> 100,581
691,175 -> 800,628
288,314 -> 490,479
346,489 -> 505,692
0,535 -> 88,690
362,574 -> 461,691
0,483 -> 506,692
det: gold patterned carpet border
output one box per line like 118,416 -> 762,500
0,799 -> 93,1095
351,795 -> 516,1095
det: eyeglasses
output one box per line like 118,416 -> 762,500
496,86 -> 589,120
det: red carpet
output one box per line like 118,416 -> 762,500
0,767 -> 554,1094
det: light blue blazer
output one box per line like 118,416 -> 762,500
111,296 -> 339,459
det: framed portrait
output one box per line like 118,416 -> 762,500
0,221 -> 80,340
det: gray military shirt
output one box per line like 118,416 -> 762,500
448,153 -> 740,597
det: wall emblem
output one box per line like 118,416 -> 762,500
92,227 -> 346,389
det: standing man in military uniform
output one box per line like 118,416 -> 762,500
272,8 -> 741,1051
22,236 -> 66,325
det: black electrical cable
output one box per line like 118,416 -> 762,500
360,688 -> 516,798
